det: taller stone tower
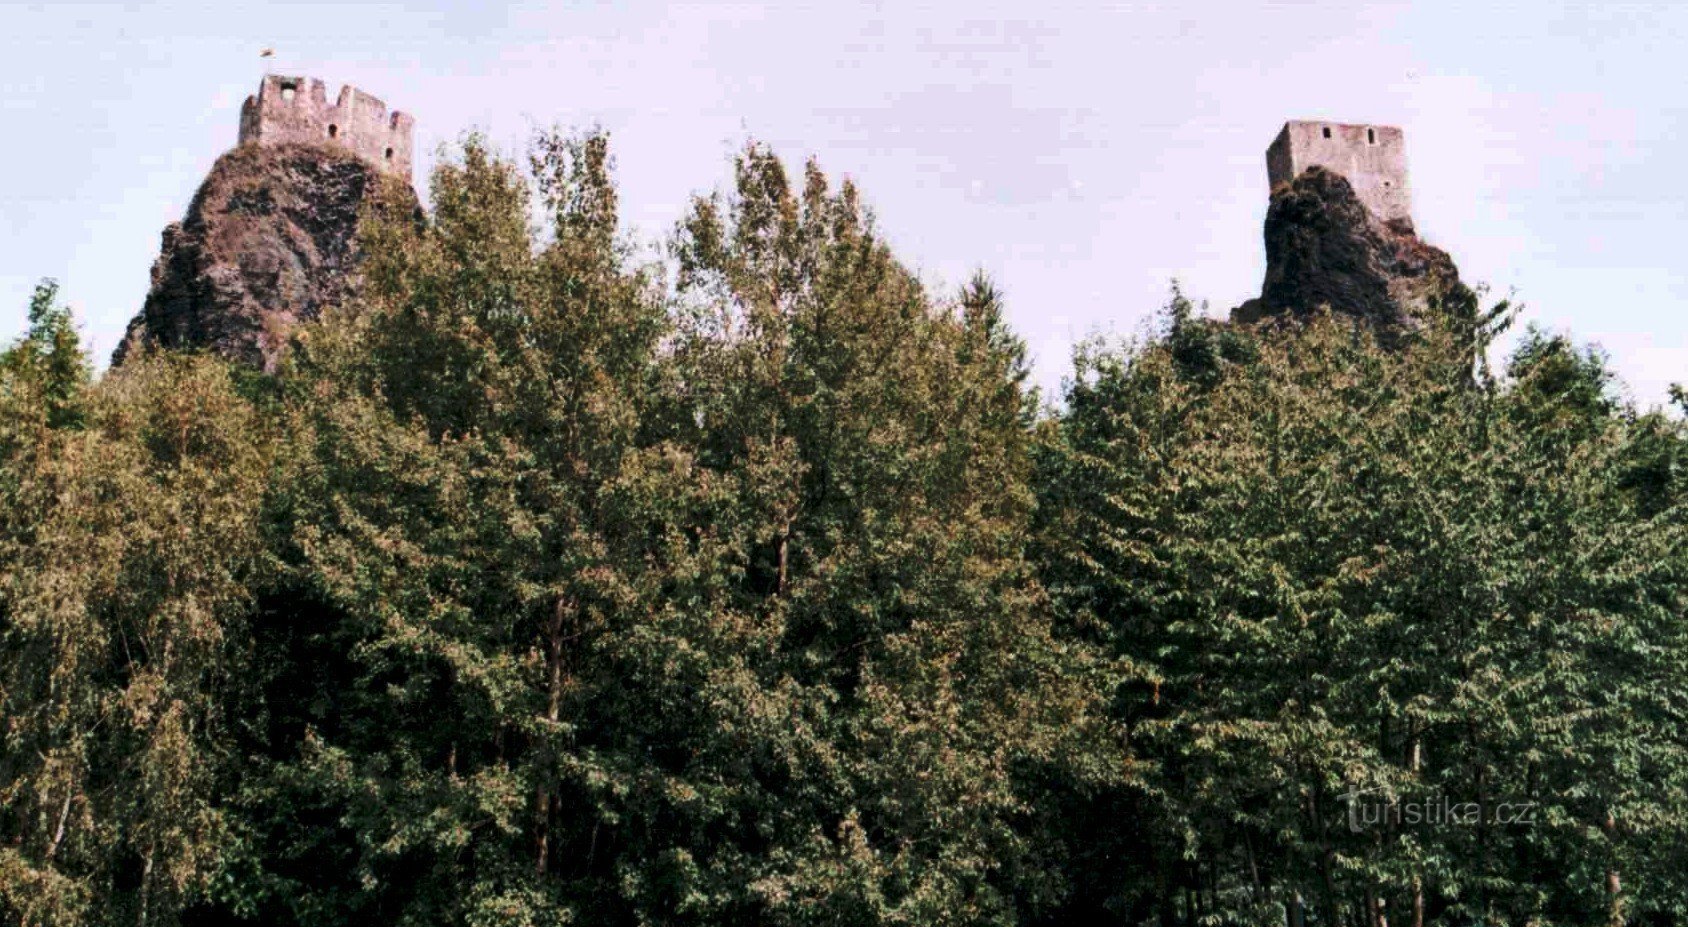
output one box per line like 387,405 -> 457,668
1266,121 -> 1410,226
1234,119 -> 1465,334
238,75 -> 414,182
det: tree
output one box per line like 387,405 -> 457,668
226,131 -> 1098,925
0,350 -> 271,927
1037,303 -> 1688,925
0,279 -> 89,431
660,143 -> 1102,925
214,129 -> 674,925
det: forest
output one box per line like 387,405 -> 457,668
3,130 -> 1687,927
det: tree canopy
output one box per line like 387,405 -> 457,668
4,135 -> 1688,927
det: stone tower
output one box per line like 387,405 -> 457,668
1266,120 -> 1410,225
238,75 -> 414,182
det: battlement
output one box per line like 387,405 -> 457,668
238,75 -> 414,181
1267,120 -> 1410,224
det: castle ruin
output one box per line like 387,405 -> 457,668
238,75 -> 414,182
1267,121 -> 1410,225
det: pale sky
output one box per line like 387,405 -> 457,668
3,1 -> 1685,405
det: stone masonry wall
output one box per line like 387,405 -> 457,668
238,75 -> 413,182
1266,121 -> 1411,225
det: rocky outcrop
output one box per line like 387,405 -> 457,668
114,142 -> 416,371
1233,166 -> 1468,334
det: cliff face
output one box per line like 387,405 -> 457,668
114,142 -> 416,371
1233,166 -> 1467,333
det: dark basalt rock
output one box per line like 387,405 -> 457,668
1234,166 -> 1469,334
114,142 -> 417,371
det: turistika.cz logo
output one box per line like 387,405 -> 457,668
1343,786 -> 1538,833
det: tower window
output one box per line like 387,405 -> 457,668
1322,126 -> 1331,139
385,147 -> 394,160
328,124 -> 338,139
1368,128 -> 1376,144
278,78 -> 299,102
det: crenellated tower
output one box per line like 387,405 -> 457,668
238,75 -> 414,181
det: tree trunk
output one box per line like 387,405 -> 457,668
777,530 -> 789,596
1157,851 -> 1178,927
1368,883 -> 1388,927
1605,810 -> 1624,927
1245,830 -> 1263,905
1409,733 -> 1424,927
535,595 -> 569,876
1315,782 -> 1340,927
137,845 -> 155,927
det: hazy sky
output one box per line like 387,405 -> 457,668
3,1 -> 1685,403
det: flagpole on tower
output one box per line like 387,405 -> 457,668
260,47 -> 275,76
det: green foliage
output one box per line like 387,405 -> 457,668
0,280 -> 90,432
236,128 -> 670,925
665,145 -> 1096,925
0,353 -> 272,926
6,135 -> 1688,927
1506,325 -> 1619,441
1037,302 -> 1688,925
189,132 -> 1084,927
